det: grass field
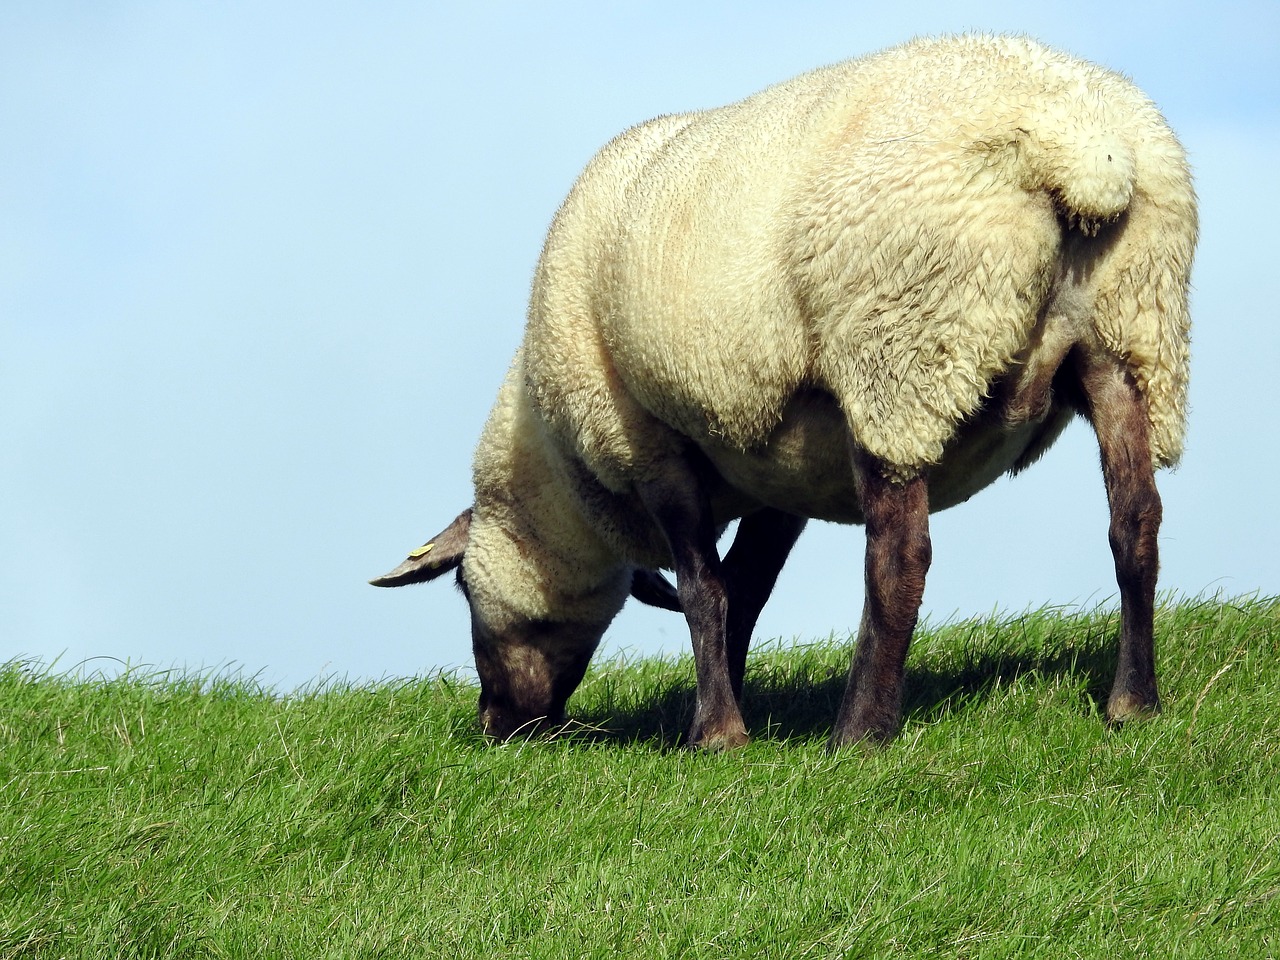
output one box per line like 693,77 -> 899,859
2,596 -> 1278,959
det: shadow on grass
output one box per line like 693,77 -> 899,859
568,617 -> 1122,750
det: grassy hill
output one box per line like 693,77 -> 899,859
2,597 -> 1278,958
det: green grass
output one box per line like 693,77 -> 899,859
2,596 -> 1278,958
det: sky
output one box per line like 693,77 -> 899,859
3,1 -> 1277,691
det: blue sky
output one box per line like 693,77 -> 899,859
3,1 -> 1277,689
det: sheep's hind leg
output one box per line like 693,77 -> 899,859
831,461 -> 932,749
1079,355 -> 1163,723
722,509 -> 807,701
637,467 -> 748,750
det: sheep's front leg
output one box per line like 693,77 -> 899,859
1080,356 -> 1163,722
831,462 -> 932,748
637,468 -> 747,750
723,509 -> 807,701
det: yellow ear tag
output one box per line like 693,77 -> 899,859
408,542 -> 434,559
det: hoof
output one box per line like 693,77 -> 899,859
829,706 -> 900,751
1106,691 -> 1161,725
687,724 -> 750,752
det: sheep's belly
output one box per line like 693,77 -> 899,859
703,389 -> 1069,524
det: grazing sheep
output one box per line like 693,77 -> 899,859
373,34 -> 1196,750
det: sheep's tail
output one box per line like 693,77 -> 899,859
1020,122 -> 1137,236
1019,113 -> 1197,469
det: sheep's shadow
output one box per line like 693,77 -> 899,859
568,624 -> 1121,749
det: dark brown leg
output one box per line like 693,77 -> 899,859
831,462 -> 932,748
1079,355 -> 1163,722
722,509 -> 807,700
637,467 -> 747,750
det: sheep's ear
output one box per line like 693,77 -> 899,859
630,568 -> 683,612
369,508 -> 472,587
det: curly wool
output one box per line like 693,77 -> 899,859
519,34 -> 1194,490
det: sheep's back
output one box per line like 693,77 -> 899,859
523,33 -> 1194,497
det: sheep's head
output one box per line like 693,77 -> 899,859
371,507 -> 680,740
467,606 -> 605,740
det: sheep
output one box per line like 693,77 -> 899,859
373,34 -> 1196,750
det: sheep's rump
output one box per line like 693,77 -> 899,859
521,34 -> 1195,503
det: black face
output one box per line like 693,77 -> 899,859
459,556 -> 596,737
455,547 -> 630,740
374,509 -> 624,739
470,613 -> 601,740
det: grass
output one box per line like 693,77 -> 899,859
2,596 -> 1278,958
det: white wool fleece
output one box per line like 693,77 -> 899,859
520,33 -> 1194,487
